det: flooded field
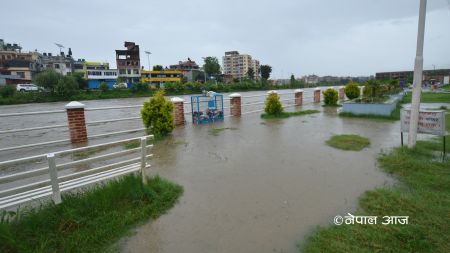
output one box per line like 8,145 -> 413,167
0,88 -> 402,252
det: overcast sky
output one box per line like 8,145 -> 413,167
2,0 -> 450,78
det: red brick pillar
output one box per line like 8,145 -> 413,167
171,97 -> 185,126
295,89 -> 303,106
229,93 -> 241,117
338,86 -> 345,100
65,101 -> 88,144
314,88 -> 321,103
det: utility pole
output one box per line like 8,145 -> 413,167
408,0 -> 427,148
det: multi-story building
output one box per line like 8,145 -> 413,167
141,70 -> 182,87
86,69 -> 118,89
41,49 -> 74,76
376,69 -> 450,85
116,41 -> 141,84
0,39 -> 43,82
169,58 -> 200,82
222,51 -> 260,80
74,59 -> 110,77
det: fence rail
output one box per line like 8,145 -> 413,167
0,135 -> 153,210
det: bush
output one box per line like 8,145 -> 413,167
54,76 -> 79,98
131,82 -> 148,93
344,82 -> 360,100
99,82 -> 109,92
34,70 -> 62,92
264,92 -> 283,115
0,85 -> 16,98
141,91 -> 174,137
323,88 -> 338,106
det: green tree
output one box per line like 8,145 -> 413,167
290,74 -> 296,87
71,72 -> 88,90
54,76 -> 79,98
153,65 -> 164,71
99,82 -> 109,92
247,67 -> 255,80
34,70 -> 62,92
0,85 -> 16,98
323,88 -> 338,106
264,92 -> 283,115
203,57 -> 221,77
344,82 -> 360,100
141,91 -> 174,137
260,65 -> 272,80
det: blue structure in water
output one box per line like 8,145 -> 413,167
191,92 -> 224,124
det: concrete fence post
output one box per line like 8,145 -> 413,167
295,89 -> 303,106
47,153 -> 62,204
314,88 -> 321,103
229,93 -> 241,117
65,101 -> 88,144
338,86 -> 345,100
171,97 -> 185,126
140,137 -> 148,185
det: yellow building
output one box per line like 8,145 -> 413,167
141,70 -> 182,84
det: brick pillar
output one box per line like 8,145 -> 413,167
171,97 -> 185,126
65,101 -> 88,144
338,86 -> 345,100
295,89 -> 303,106
229,93 -> 241,117
314,88 -> 321,103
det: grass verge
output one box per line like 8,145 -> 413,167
302,114 -> 450,252
261,110 -> 320,119
403,91 -> 450,103
325,134 -> 370,151
0,175 -> 183,253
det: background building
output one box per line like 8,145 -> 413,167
86,69 -> 118,89
116,41 -> 140,84
74,59 -> 110,77
376,69 -> 450,85
169,58 -> 200,82
141,70 -> 182,87
222,51 -> 260,80
0,39 -> 42,83
41,49 -> 74,76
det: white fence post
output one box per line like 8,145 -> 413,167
140,137 -> 148,185
47,153 -> 62,204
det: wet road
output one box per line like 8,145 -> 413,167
0,88 -> 401,252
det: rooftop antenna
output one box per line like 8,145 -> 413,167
54,43 -> 64,55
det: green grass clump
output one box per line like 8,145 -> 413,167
261,110 -> 319,119
302,114 -> 450,253
403,92 -> 450,103
325,134 -> 370,151
0,175 -> 183,253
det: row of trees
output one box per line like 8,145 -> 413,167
34,70 -> 87,98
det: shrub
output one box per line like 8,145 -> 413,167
34,70 -> 62,92
264,92 -> 283,115
54,76 -> 79,98
131,81 -> 148,93
344,82 -> 360,100
323,88 -> 338,106
141,91 -> 174,137
99,82 -> 109,92
0,85 -> 16,98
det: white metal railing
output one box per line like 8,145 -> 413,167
0,135 -> 153,210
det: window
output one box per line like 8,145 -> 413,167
133,69 -> 139,74
16,72 -> 25,78
119,69 -> 126,74
127,69 -> 131,75
54,64 -> 60,69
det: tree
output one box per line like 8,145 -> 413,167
260,65 -> 272,80
203,57 -> 221,78
153,65 -> 164,71
264,92 -> 283,115
54,76 -> 79,98
99,82 -> 109,92
34,70 -> 62,92
141,91 -> 174,137
71,72 -> 88,90
344,82 -> 360,100
247,67 -> 255,80
290,74 -> 296,87
323,88 -> 338,106
0,85 -> 15,98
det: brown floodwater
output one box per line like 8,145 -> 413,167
121,104 -> 399,253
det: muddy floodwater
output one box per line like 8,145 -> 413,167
0,89 -> 402,252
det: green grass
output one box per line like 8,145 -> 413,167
208,127 -> 237,136
325,134 -> 370,151
403,92 -> 450,103
301,114 -> 450,253
261,110 -> 320,119
0,175 -> 183,253
441,85 -> 450,91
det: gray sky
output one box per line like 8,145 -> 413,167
2,0 -> 450,78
